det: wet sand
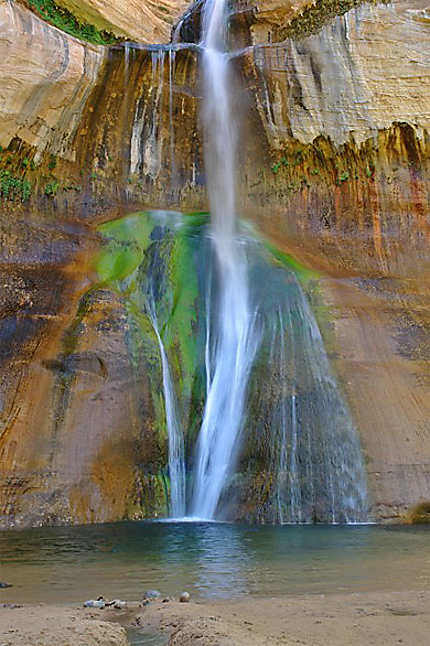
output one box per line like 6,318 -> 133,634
2,589 -> 430,645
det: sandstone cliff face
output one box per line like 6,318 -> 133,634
54,0 -> 191,43
0,1 -> 104,157
251,0 -> 430,145
0,0 -> 429,525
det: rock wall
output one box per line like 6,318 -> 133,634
0,1 -> 104,156
0,0 -> 429,525
54,0 -> 191,43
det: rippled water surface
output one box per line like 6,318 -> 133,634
0,522 -> 429,603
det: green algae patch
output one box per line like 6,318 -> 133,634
99,213 -> 155,246
97,213 -> 155,283
97,243 -> 143,284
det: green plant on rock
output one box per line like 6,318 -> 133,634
48,154 -> 57,170
22,179 -> 32,202
0,170 -> 32,202
271,156 -> 289,174
27,0 -> 122,45
44,181 -> 59,197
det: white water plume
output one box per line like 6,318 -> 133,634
191,0 -> 260,519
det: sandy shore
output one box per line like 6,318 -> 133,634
0,603 -> 129,645
1,589 -> 430,645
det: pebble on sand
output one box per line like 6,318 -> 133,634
180,592 -> 191,603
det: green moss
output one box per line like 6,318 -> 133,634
97,242 -> 143,283
163,226 -> 200,397
27,0 -> 122,45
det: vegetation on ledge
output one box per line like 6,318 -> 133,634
24,0 -> 122,45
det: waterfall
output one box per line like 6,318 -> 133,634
148,299 -> 186,518
257,271 -> 367,524
191,0 -> 260,519
113,0 -> 368,522
99,203 -> 367,521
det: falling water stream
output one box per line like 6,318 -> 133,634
191,0 -> 260,519
148,301 -> 186,518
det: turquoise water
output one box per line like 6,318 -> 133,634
0,522 -> 429,604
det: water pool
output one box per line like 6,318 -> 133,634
0,522 -> 429,604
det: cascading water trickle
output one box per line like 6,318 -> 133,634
148,301 -> 186,519
191,0 -> 260,519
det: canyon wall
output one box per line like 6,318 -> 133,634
54,0 -> 191,43
0,0 -> 429,525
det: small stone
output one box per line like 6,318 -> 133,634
113,600 -> 127,609
179,591 -> 190,603
143,590 -> 161,600
83,599 -> 105,609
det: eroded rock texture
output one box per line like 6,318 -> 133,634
0,1 -> 104,156
55,0 -> 191,43
0,0 -> 429,525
